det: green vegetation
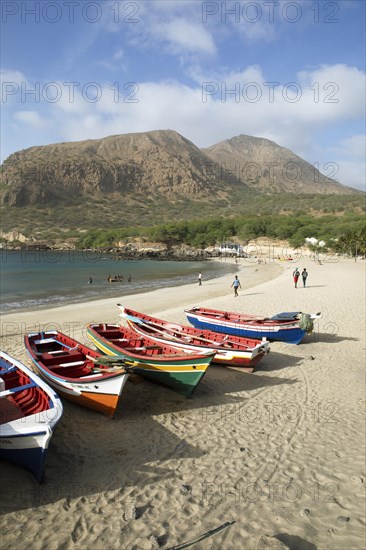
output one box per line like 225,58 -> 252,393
75,211 -> 366,257
2,192 -> 364,255
1,192 -> 364,234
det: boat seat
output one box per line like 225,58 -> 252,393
0,360 -> 17,373
58,361 -> 85,368
34,337 -> 57,345
0,381 -> 36,398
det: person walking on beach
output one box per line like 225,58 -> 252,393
198,272 -> 202,286
231,275 -> 241,297
293,268 -> 300,288
302,268 -> 308,287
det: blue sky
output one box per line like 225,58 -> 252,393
1,0 -> 365,190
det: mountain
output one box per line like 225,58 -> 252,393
1,130 -> 355,210
1,130 -> 246,207
203,134 -> 352,194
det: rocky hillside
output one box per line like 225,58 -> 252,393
1,130 -> 355,210
203,134 -> 352,194
1,130 -> 246,207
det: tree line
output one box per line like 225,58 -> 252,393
76,212 -> 366,256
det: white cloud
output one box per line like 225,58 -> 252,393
297,64 -> 366,121
113,49 -> 124,61
149,17 -> 216,56
1,69 -> 29,104
96,48 -> 127,72
1,69 -> 27,86
116,2 -> 217,61
13,110 -> 50,129
2,63 -> 365,191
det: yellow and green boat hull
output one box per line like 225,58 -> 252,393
86,327 -> 213,398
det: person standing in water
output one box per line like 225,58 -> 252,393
198,272 -> 202,286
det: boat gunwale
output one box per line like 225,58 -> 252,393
184,307 -> 302,329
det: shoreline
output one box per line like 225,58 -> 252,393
0,259 -> 282,335
0,258 -> 238,317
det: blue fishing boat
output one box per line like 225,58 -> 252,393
184,307 -> 321,345
0,351 -> 63,482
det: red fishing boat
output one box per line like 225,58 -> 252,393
118,305 -> 270,371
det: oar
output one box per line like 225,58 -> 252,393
120,313 -> 193,345
179,331 -> 255,351
123,345 -> 162,351
120,307 -> 257,350
120,310 -> 213,345
130,318 -> 253,351
199,310 -> 267,322
128,320 -> 196,346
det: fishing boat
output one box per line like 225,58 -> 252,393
0,351 -> 63,482
118,305 -> 270,371
86,323 -> 215,398
184,307 -> 322,345
24,331 -> 131,418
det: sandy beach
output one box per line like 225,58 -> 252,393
0,258 -> 365,550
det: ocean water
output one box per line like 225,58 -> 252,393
0,249 -> 237,313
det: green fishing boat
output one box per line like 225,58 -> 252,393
86,323 -> 215,398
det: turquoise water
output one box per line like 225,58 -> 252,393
0,250 -> 236,313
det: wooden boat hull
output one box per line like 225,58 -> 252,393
34,377 -> 123,418
119,305 -> 270,371
86,324 -> 214,398
185,308 -> 320,345
24,331 -> 130,418
0,351 -> 62,482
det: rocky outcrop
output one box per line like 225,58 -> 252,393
0,231 -> 30,243
110,241 -> 212,261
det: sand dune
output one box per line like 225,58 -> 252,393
0,258 -> 365,550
